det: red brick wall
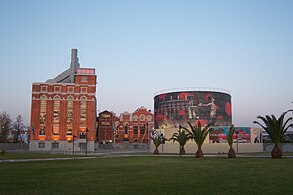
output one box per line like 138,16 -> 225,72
30,73 -> 97,142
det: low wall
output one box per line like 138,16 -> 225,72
29,140 -> 95,153
264,143 -> 293,152
150,142 -> 263,154
0,143 -> 29,150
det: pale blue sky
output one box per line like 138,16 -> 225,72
0,0 -> 292,126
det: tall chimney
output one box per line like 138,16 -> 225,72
70,48 -> 79,70
70,48 -> 80,83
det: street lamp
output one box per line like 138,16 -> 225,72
85,129 -> 88,156
72,135 -> 76,155
236,131 -> 239,154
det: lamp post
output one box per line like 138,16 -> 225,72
236,131 -> 239,154
160,133 -> 165,153
72,135 -> 76,155
85,129 -> 88,156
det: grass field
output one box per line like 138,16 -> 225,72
0,153 -> 79,160
0,155 -> 293,194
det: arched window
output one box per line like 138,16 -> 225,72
140,124 -> 145,136
53,96 -> 61,135
80,96 -> 87,130
124,124 -> 128,134
39,95 -> 47,135
66,96 -> 74,135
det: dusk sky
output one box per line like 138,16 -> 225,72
0,0 -> 292,126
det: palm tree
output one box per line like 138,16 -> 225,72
152,136 -> 166,155
182,121 -> 211,158
227,125 -> 236,158
169,126 -> 189,156
253,110 -> 293,159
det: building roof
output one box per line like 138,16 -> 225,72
46,49 -> 80,83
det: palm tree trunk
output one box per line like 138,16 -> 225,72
154,147 -> 159,155
180,146 -> 186,156
228,147 -> 236,158
196,146 -> 203,158
271,144 -> 282,159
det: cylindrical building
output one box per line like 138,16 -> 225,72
154,87 -> 232,129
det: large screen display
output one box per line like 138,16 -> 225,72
154,91 -> 232,129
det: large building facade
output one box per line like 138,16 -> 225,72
97,107 -> 154,145
30,49 -> 97,152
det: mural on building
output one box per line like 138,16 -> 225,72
154,90 -> 232,129
209,127 -> 251,143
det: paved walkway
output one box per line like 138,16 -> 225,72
1,151 -> 293,163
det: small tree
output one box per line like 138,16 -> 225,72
227,125 -> 236,158
169,126 -> 189,156
253,110 -> 293,159
182,121 -> 211,158
0,112 -> 12,143
13,115 -> 24,142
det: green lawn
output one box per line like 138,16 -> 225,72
0,152 -> 82,160
0,156 -> 292,194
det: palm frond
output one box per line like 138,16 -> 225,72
185,121 -> 211,147
254,111 -> 292,145
169,127 -> 189,146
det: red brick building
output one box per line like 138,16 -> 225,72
97,107 -> 154,144
30,49 -> 97,152
97,110 -> 119,142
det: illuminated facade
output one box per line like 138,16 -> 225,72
30,49 -> 97,152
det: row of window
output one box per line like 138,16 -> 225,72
38,141 -> 88,149
40,86 -> 88,93
39,95 -> 88,101
124,124 -> 146,135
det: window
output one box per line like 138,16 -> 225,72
81,87 -> 87,93
68,86 -> 74,93
53,96 -> 60,135
79,143 -> 86,149
41,86 -> 48,92
140,124 -> 145,135
79,132 -> 86,139
140,114 -> 145,121
38,142 -> 45,148
66,96 -> 74,135
124,124 -> 128,134
133,125 -> 138,134
147,115 -> 152,121
80,97 -> 87,129
52,142 -> 59,149
133,115 -> 138,121
39,96 -> 47,135
81,76 -> 88,82
54,86 -> 61,92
